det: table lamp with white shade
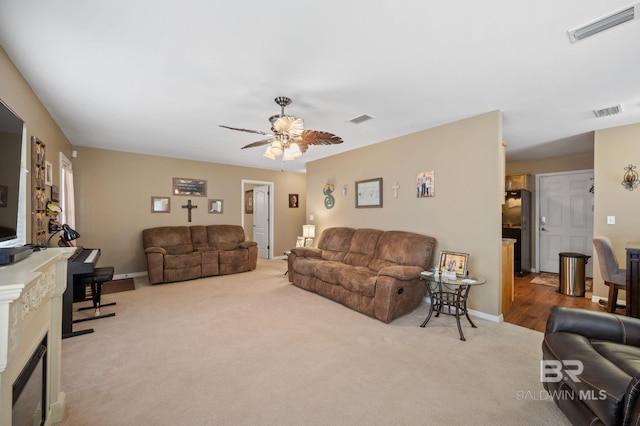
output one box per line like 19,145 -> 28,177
303,225 -> 315,247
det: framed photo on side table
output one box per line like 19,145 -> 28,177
438,251 -> 469,277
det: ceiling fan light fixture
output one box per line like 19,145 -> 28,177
269,140 -> 283,156
289,143 -> 302,157
263,147 -> 276,159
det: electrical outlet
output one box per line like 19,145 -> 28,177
607,216 -> 616,224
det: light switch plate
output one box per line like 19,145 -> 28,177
607,216 -> 616,224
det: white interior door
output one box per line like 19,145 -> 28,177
538,171 -> 594,276
253,185 -> 269,259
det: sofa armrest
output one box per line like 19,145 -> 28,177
144,246 -> 166,255
290,247 -> 321,258
546,306 -> 640,346
239,241 -> 257,249
378,265 -> 423,280
623,373 -> 640,426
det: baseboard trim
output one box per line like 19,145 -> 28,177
422,296 -> 502,323
113,271 -> 148,280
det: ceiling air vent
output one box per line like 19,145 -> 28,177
350,114 -> 374,124
568,3 -> 639,43
593,104 -> 624,118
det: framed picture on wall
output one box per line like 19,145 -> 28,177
355,177 -> 383,208
245,190 -> 253,214
151,196 -> 171,213
173,177 -> 207,197
208,199 -> 223,214
289,194 -> 298,208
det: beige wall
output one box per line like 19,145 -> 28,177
306,111 -> 504,316
593,122 -> 640,300
72,147 -> 306,274
0,47 -> 73,241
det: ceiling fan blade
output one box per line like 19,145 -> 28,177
220,125 -> 273,136
299,130 -> 343,145
241,138 -> 274,149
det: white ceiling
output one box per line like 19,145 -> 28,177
1,1 -> 639,173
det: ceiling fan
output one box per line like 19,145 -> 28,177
220,96 -> 343,161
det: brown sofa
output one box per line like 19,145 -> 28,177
288,227 -> 436,323
142,225 -> 257,284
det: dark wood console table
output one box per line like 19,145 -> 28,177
626,243 -> 640,318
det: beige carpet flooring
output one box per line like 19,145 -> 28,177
59,259 -> 569,426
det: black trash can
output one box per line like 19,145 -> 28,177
558,252 -> 591,297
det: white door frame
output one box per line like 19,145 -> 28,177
534,169 -> 594,274
241,179 -> 274,260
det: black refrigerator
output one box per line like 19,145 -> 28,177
502,189 -> 531,277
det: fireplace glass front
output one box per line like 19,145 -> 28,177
12,335 -> 47,426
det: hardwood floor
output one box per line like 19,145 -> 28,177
503,273 -> 612,332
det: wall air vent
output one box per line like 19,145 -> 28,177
593,104 -> 624,118
350,114 -> 374,124
568,3 -> 639,43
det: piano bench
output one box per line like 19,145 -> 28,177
73,266 -> 116,323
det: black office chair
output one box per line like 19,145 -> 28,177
73,266 -> 116,323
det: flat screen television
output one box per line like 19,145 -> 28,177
0,99 -> 26,245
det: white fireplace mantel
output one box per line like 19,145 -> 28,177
0,248 -> 74,426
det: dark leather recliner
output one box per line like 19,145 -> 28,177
542,306 -> 640,425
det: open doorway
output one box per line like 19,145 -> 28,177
241,179 -> 274,259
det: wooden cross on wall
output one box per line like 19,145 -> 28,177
182,199 -> 197,222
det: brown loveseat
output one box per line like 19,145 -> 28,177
142,225 -> 257,284
288,227 -> 436,323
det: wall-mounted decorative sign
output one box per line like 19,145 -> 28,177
416,171 -> 435,198
323,183 -> 335,209
209,199 -> 223,214
245,190 -> 254,214
151,196 -> 171,213
355,178 -> 382,208
173,177 -> 207,197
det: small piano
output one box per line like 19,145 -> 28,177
63,247 -> 101,338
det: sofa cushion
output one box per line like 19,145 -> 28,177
142,226 -> 192,249
315,261 -> 349,284
344,229 -> 383,267
220,249 -> 248,263
166,244 -> 195,255
164,252 -> 201,269
206,225 -> 246,245
318,227 -> 355,262
210,242 -> 239,251
293,257 -> 322,276
190,226 -> 209,249
369,231 -> 435,272
339,266 -> 377,297
593,341 -> 640,377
